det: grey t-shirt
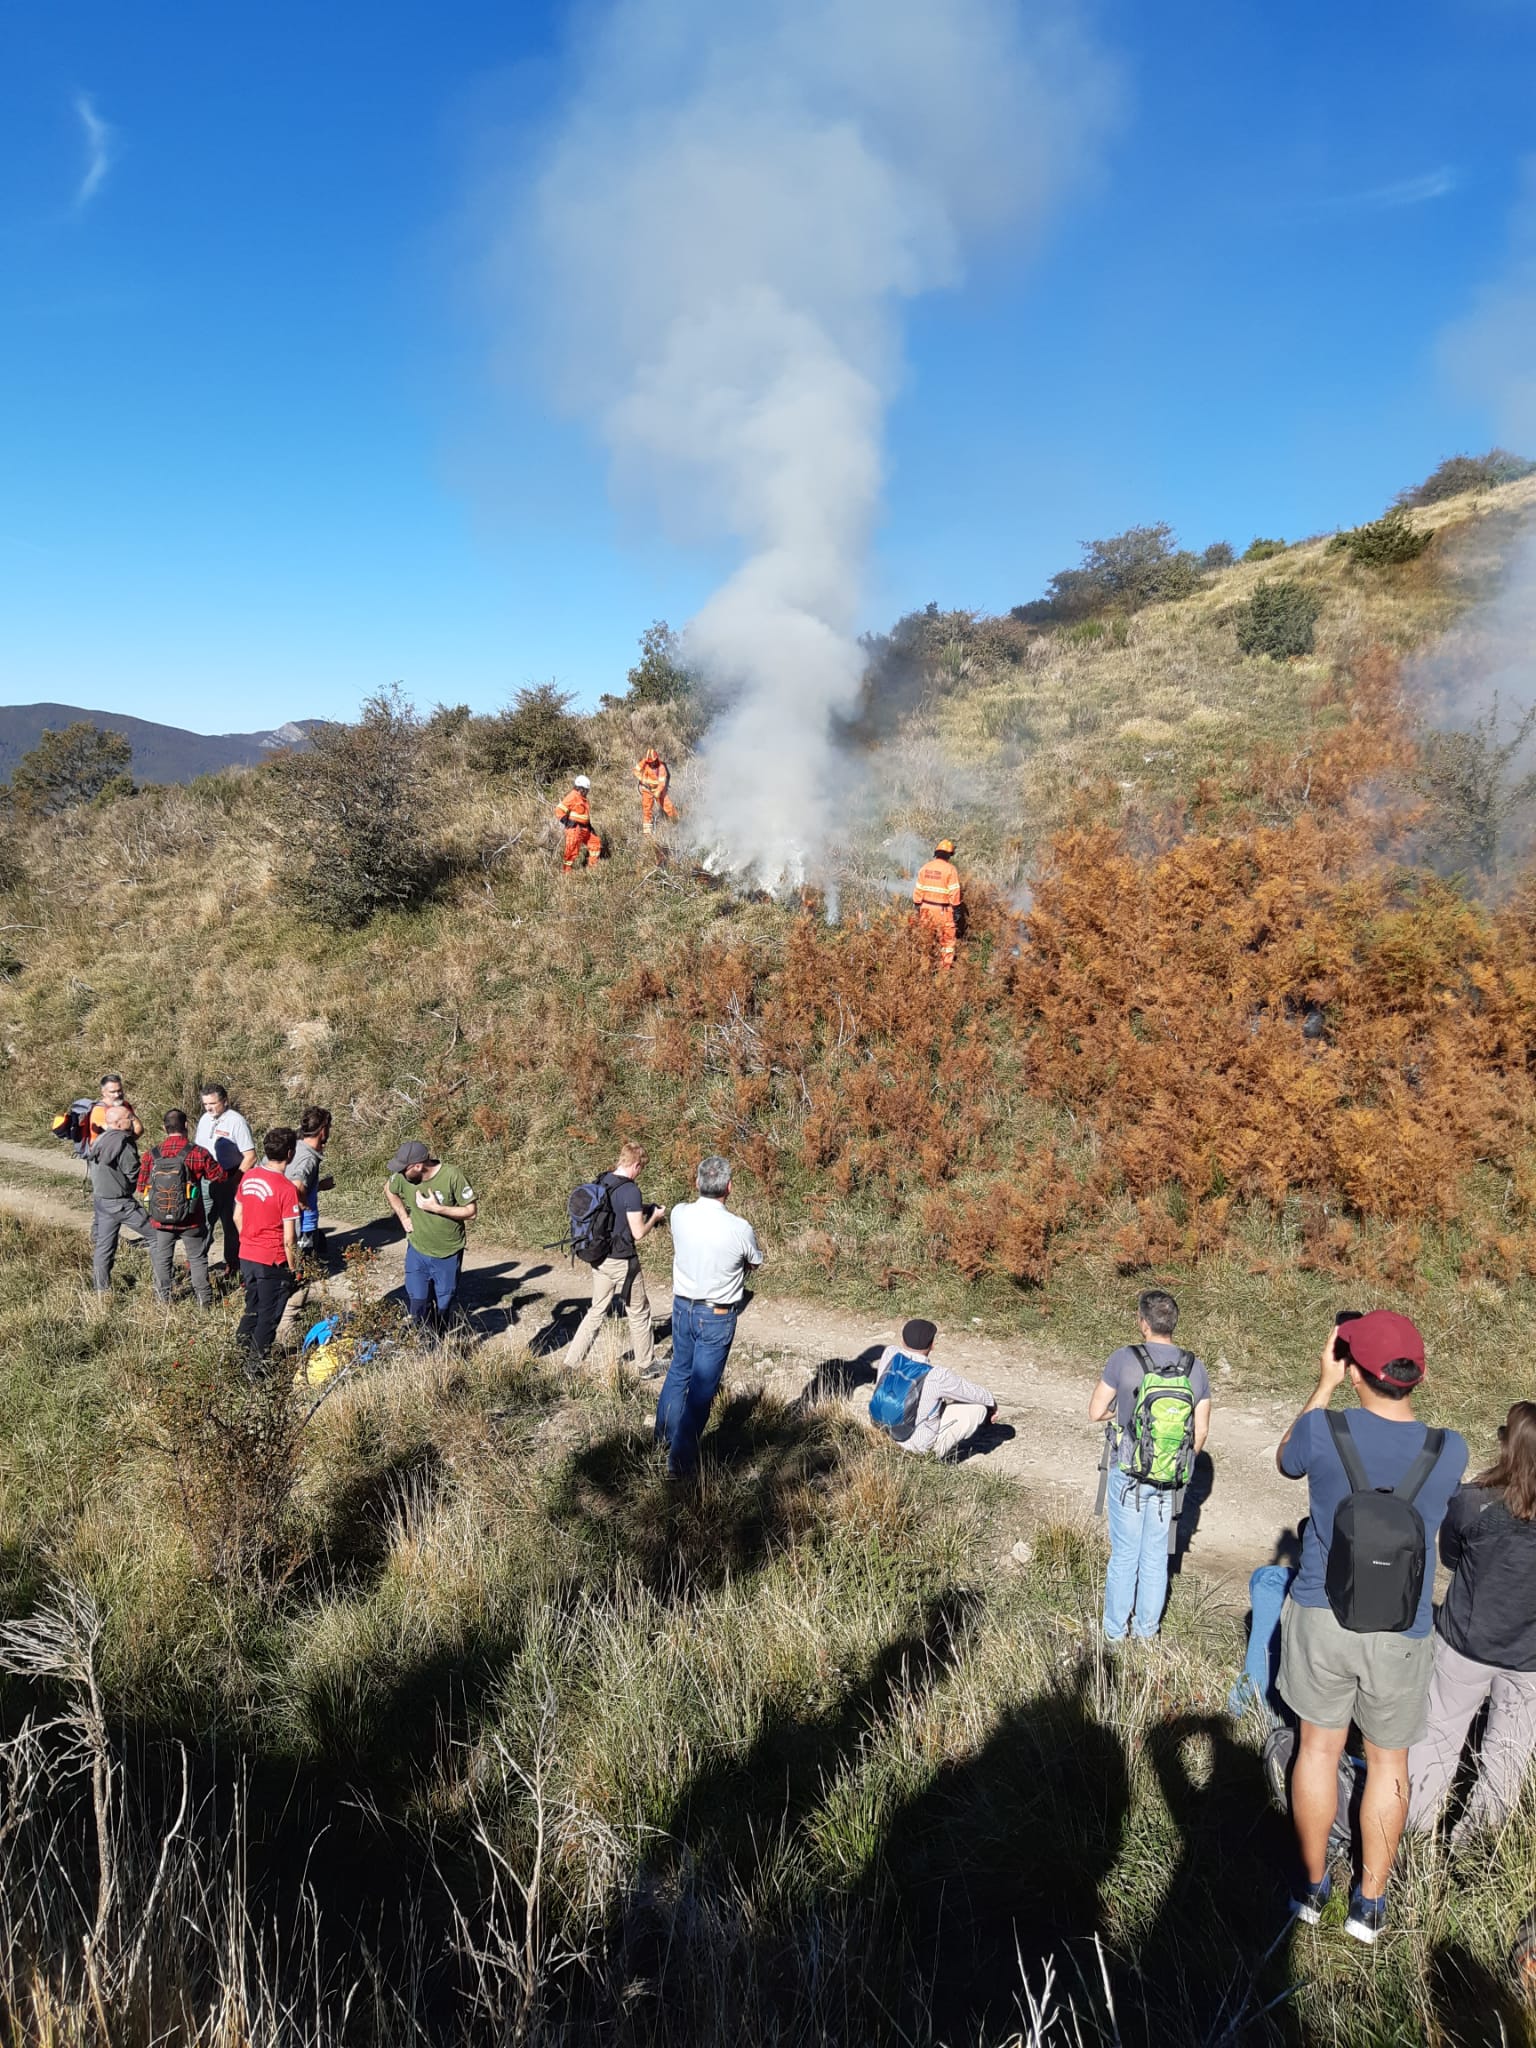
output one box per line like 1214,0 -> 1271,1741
1099,1342 -> 1211,1471
285,1147 -> 321,1203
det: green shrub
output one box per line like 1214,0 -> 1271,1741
1200,541 -> 1236,570
1241,538 -> 1286,563
1234,579 -> 1322,659
1397,449 -> 1535,508
1337,509 -> 1430,567
278,686 -> 439,927
476,683 -> 590,783
9,722 -> 134,818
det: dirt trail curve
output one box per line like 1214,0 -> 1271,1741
0,1139 -> 1303,1596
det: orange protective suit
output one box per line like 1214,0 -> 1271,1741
555,788 -> 603,871
912,856 -> 962,969
633,751 -> 680,833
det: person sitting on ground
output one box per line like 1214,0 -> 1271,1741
1276,1311 -> 1467,1944
383,1141 -> 477,1330
87,1072 -> 144,1144
1407,1400 -> 1536,1843
85,1102 -> 152,1295
655,1155 -> 763,1479
195,1083 -> 257,1271
564,1140 -> 666,1376
1088,1289 -> 1211,1644
868,1318 -> 997,1460
233,1128 -> 303,1364
134,1107 -> 226,1309
286,1106 -> 334,1258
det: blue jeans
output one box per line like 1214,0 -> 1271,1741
1103,1472 -> 1173,1640
655,1298 -> 740,1476
404,1244 -> 462,1324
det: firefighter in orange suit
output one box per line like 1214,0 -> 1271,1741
633,749 -> 680,834
913,838 -> 963,969
556,776 -> 603,872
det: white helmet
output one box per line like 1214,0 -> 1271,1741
574,775 -> 591,790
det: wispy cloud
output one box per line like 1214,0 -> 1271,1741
1330,166 -> 1460,211
73,91 -> 114,210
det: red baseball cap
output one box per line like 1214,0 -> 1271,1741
1340,1310 -> 1426,1387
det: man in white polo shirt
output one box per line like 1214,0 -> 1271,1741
656,1154 -> 764,1479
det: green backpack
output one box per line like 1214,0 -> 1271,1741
1122,1346 -> 1198,1489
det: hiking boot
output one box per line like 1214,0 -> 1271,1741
1344,1889 -> 1387,1945
1289,1874 -> 1333,1926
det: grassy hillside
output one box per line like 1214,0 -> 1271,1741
3,479 -> 1536,1434
0,1214 -> 1530,2045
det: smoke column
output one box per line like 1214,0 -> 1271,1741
516,0 -> 1117,882
1409,160 -> 1536,751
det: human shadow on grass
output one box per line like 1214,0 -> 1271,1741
599,1653 -> 1134,2045
1427,1938 -> 1532,2048
1126,1711 -> 1302,2047
550,1388 -> 856,1594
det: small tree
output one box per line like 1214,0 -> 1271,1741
1014,524 -> 1207,625
625,621 -> 694,706
1235,580 -> 1323,660
1416,698 -> 1536,879
1397,449 -> 1535,508
280,686 -> 436,927
1242,538 -> 1286,563
478,684 -> 589,782
1201,541 -> 1236,570
10,722 -> 133,817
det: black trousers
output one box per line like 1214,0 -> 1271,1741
237,1259 -> 291,1360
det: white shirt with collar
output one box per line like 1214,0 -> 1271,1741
669,1196 -> 764,1307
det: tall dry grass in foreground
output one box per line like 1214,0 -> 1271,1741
0,1216 -> 1530,2045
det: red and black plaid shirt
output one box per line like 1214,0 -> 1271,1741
135,1134 -> 226,1230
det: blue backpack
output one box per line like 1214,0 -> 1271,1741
567,1177 -> 616,1265
869,1351 -> 932,1442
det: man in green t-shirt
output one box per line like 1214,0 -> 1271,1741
384,1140 -> 478,1330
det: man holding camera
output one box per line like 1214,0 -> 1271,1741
1276,1310 -> 1466,1943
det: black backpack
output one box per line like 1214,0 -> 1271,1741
145,1145 -> 199,1228
567,1176 -> 616,1265
1324,1412 -> 1446,1634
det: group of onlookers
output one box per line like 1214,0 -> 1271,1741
1080,1290 -> 1535,1947
78,1086 -> 1536,1927
84,1075 -> 333,1360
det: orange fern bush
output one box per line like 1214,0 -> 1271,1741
606,648 -> 1536,1288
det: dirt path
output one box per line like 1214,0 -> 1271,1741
0,1139 -> 1302,1594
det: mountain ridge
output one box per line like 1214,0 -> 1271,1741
0,703 -> 321,786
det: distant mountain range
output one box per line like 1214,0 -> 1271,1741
0,704 -> 323,785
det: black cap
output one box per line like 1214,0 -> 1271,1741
902,1318 -> 937,1352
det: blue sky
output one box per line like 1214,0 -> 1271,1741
2,0 -> 1534,731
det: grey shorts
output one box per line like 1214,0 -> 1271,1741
1278,1598 -> 1435,1749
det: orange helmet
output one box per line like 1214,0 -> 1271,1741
934,838 -> 956,857
642,747 -> 660,763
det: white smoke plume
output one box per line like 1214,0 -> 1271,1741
515,0 -> 1118,884
1409,159 -> 1536,742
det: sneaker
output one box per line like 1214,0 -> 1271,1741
1290,1874 -> 1333,1926
1344,1889 -> 1387,1945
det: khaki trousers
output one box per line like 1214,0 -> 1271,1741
565,1256 -> 654,1374
1408,1633 -> 1536,1837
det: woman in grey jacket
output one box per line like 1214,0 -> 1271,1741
1408,1401 -> 1536,1837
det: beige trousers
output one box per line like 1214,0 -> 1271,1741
931,1402 -> 990,1460
565,1256 -> 654,1374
